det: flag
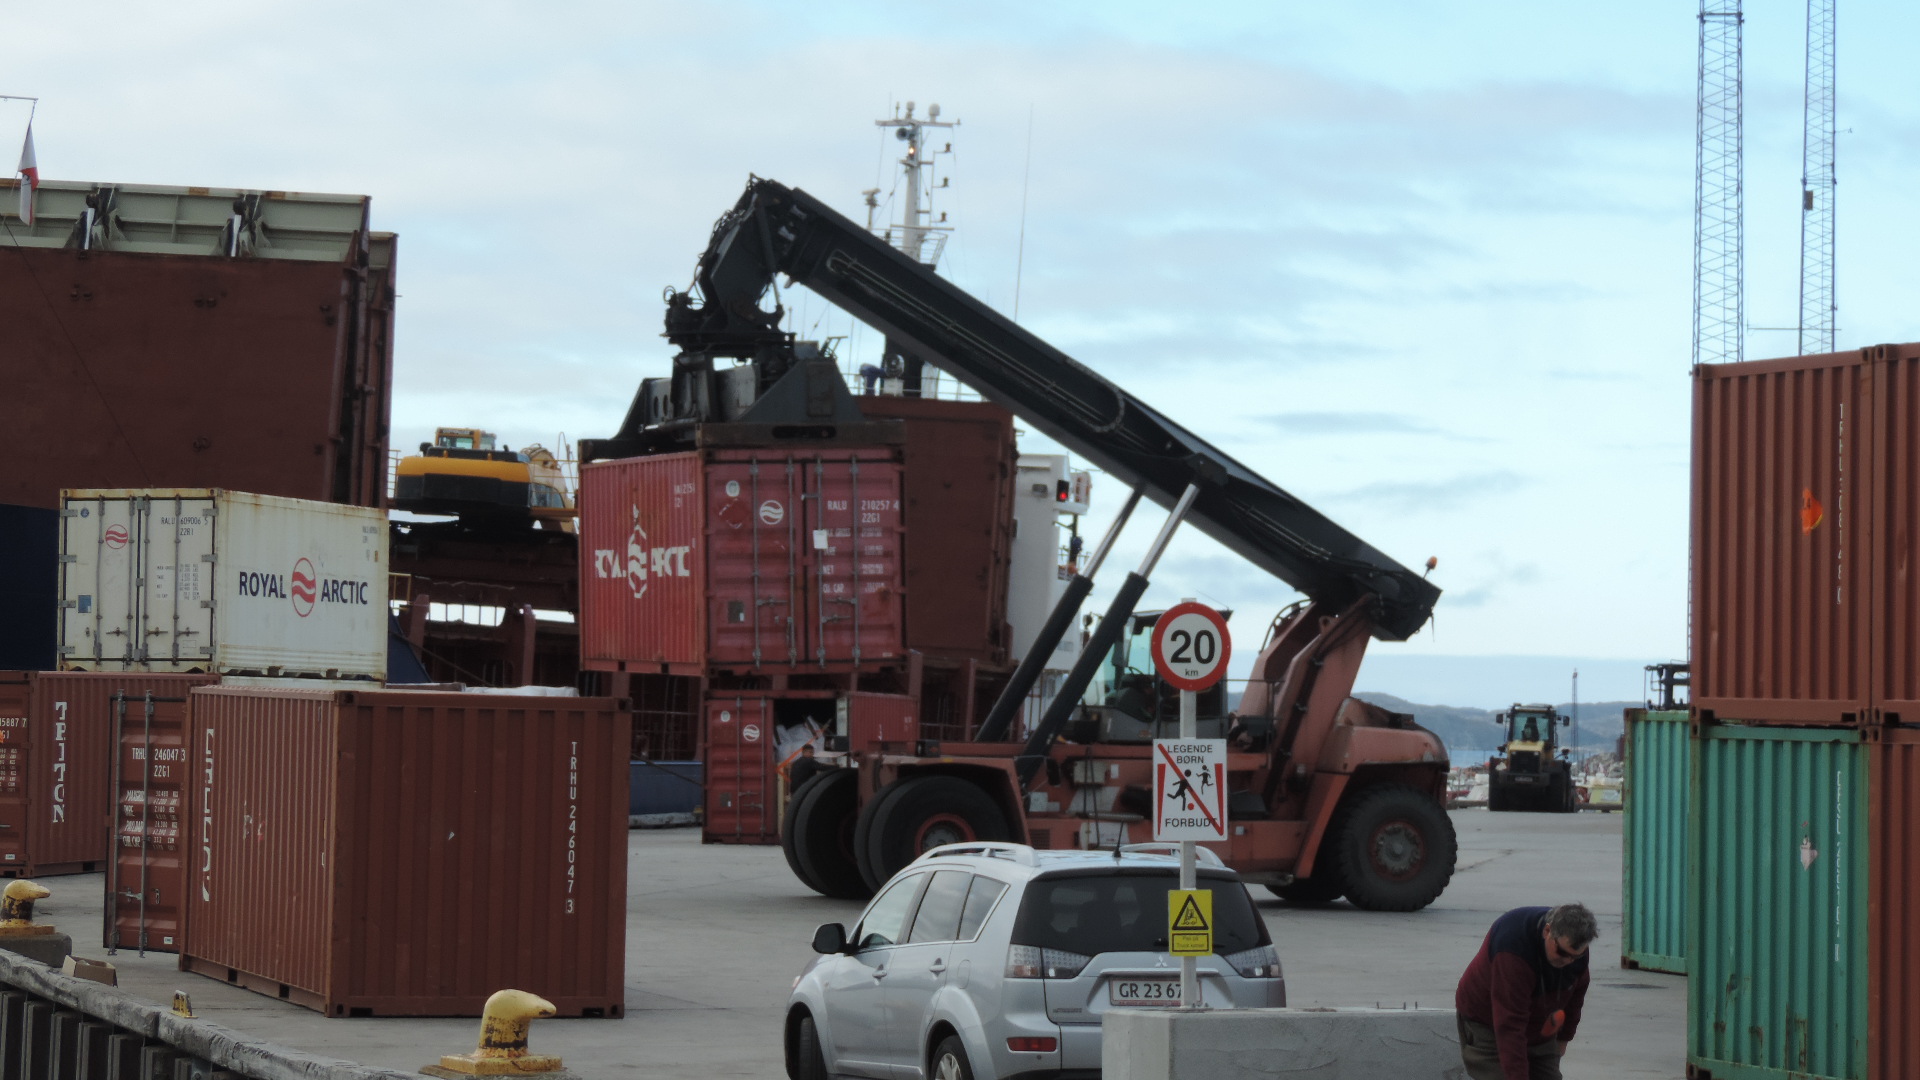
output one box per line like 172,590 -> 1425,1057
16,124 -> 37,225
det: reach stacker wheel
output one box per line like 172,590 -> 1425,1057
790,770 -> 869,900
1329,784 -> 1458,912
857,775 -> 1011,888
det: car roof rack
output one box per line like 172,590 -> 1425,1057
915,842 -> 1040,866
1118,843 -> 1227,868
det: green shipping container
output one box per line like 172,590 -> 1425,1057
1688,725 -> 1868,1080
1622,709 -> 1690,974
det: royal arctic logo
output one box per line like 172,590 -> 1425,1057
103,524 -> 129,549
591,505 -> 692,601
290,558 -> 317,617
235,557 -> 371,617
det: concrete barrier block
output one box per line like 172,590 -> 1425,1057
1102,1007 -> 1467,1080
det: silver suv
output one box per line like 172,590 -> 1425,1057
784,842 -> 1284,1080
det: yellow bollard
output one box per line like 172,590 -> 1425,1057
434,989 -> 564,1075
0,881 -> 55,938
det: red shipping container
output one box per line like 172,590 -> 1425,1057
178,686 -> 629,1017
1871,727 -> 1920,1080
106,675 -> 219,952
1692,350 -> 1874,724
580,449 -> 905,674
1868,343 -> 1920,725
853,398 -> 1017,666
0,672 -> 209,884
702,695 -> 777,845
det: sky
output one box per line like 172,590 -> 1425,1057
4,1 -> 1915,707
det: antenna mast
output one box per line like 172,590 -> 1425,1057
866,102 -> 958,397
1694,1 -> 1744,368
1798,0 -> 1837,356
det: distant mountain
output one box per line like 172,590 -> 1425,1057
1355,692 -> 1639,761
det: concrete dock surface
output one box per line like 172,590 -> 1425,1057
23,808 -> 1683,1078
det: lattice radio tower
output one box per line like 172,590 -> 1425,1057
1798,0 -> 1837,355
1694,2 -> 1744,368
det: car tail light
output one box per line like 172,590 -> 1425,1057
1007,1037 -> 1058,1053
1005,945 -> 1092,979
1224,945 -> 1281,979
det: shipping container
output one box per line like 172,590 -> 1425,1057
0,180 -> 394,512
108,680 -> 214,953
1869,727 -> 1920,1080
178,686 -> 628,1017
702,695 -> 779,844
60,490 -> 388,680
1692,351 -> 1874,725
853,398 -> 1017,666
0,672 -> 209,883
580,450 -> 905,674
1622,709 -> 1689,974
0,505 -> 58,671
1688,725 -> 1867,1080
1865,343 -> 1920,725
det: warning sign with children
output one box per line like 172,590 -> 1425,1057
1152,738 -> 1227,841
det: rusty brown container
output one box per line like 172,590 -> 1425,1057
1867,343 -> 1920,725
0,180 -> 394,511
0,672 -> 207,884
856,398 -> 1017,666
701,694 -> 778,844
108,676 -> 221,952
1870,727 -> 1920,1080
1691,349 -> 1874,724
579,449 -> 906,674
177,686 -> 629,1017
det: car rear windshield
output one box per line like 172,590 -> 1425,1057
1011,869 -> 1269,956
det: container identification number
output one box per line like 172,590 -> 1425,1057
564,740 -> 578,915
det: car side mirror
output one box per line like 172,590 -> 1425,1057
812,922 -> 850,955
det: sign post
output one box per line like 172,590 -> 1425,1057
1149,600 -> 1230,1008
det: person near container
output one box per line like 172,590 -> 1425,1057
1455,902 -> 1596,1080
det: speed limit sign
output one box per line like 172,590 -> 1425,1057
1149,602 -> 1231,691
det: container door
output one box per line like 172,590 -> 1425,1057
0,675 -> 31,870
109,691 -> 191,954
802,456 -> 905,667
701,697 -> 775,844
707,458 -> 802,667
141,494 -> 218,671
1620,710 -> 1688,974
60,494 -> 143,669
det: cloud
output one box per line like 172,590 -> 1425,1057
1325,471 -> 1529,513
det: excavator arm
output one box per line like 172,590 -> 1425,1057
650,177 -> 1440,640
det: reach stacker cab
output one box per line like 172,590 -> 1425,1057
586,176 -> 1458,912
1487,703 -> 1577,813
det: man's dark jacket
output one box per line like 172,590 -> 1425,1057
1455,906 -> 1590,1080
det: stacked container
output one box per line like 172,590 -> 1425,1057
1686,342 -> 1920,1080
177,686 -> 629,1017
1620,708 -> 1688,975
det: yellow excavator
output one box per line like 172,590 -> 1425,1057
393,428 -> 574,529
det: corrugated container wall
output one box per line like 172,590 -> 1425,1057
0,181 -> 394,512
1692,352 -> 1873,724
1688,726 -> 1867,1080
179,687 -> 629,1017
580,450 -> 905,674
1621,709 -> 1689,974
60,490 -> 387,680
1869,728 -> 1920,1080
1866,343 -> 1920,724
853,398 -> 1017,666
0,672 -> 210,880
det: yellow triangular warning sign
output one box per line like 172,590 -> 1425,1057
1172,894 -> 1210,931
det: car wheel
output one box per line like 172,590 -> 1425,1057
930,1034 -> 974,1080
782,774 -> 829,894
792,1013 -> 828,1080
864,775 -> 1010,886
793,770 -> 871,900
1332,784 -> 1458,912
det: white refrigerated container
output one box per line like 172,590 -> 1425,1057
59,489 -> 387,680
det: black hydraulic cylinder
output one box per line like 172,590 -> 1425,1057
973,573 -> 1094,743
1015,570 -> 1152,791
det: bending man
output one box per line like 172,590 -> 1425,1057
1455,903 -> 1596,1080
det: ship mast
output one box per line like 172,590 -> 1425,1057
862,101 -> 958,396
